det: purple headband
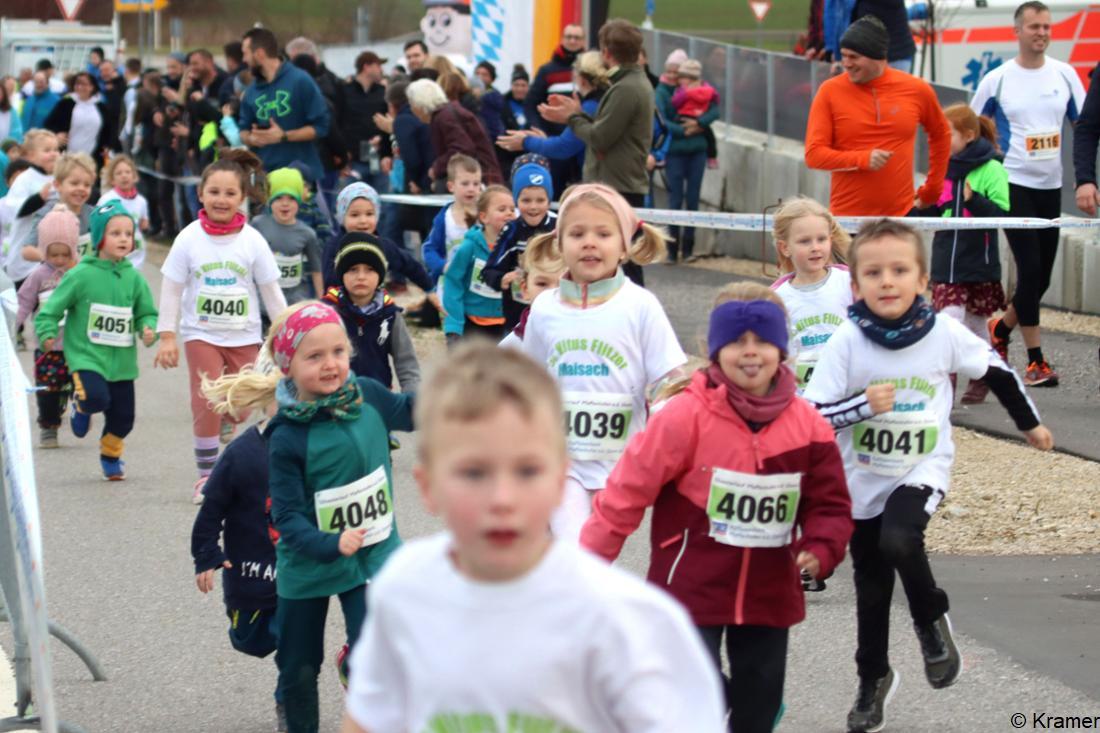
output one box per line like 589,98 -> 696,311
708,300 -> 789,361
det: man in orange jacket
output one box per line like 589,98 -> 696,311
804,15 -> 950,216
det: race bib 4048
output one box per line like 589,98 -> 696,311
314,466 -> 394,548
706,468 -> 801,548
561,391 -> 633,462
852,410 -> 939,477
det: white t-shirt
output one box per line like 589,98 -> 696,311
160,220 -> 281,347
67,97 -> 103,156
345,533 -> 726,733
97,189 -> 150,269
773,266 -> 853,387
803,316 -> 1026,519
22,77 -> 68,97
2,168 -> 54,282
970,58 -> 1085,190
521,279 -> 686,490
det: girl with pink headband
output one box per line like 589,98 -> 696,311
203,299 -> 415,733
520,183 -> 687,541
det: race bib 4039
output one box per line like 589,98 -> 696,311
561,391 -> 633,462
706,469 -> 801,548
852,410 -> 938,477
314,466 -> 394,548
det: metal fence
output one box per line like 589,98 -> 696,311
640,28 -> 1081,214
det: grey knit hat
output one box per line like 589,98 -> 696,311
840,15 -> 889,61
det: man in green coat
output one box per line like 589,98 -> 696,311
35,200 -> 158,480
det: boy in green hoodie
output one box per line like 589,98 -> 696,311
35,200 -> 159,480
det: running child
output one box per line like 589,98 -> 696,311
153,150 -> 288,502
442,185 -> 513,344
320,182 -> 434,300
34,200 -> 158,480
2,130 -> 59,283
770,197 -> 852,389
421,154 -> 480,286
16,206 -> 79,448
97,154 -> 150,269
581,282 -> 854,733
340,342 -> 725,733
480,155 -> 556,333
521,183 -> 686,541
801,219 -> 1053,733
191,389 -> 285,732
251,167 -> 324,305
497,246 -> 566,349
323,233 -> 420,392
11,151 -> 95,277
922,103 -> 1010,405
203,300 -> 414,733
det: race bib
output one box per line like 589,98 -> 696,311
469,257 -> 501,299
561,391 -> 633,461
794,350 -> 820,387
706,469 -> 801,548
852,410 -> 939,477
1025,129 -> 1061,160
274,253 -> 303,289
38,289 -> 65,327
87,303 -> 133,347
314,466 -> 394,548
76,233 -> 92,258
196,288 -> 250,330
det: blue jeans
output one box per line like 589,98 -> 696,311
665,150 -> 707,260
889,57 -> 913,73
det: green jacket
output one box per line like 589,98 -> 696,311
34,254 -> 158,381
265,376 -> 414,600
658,82 -> 721,157
568,63 -> 654,195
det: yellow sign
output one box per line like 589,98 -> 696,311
114,0 -> 170,11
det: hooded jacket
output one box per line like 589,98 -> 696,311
428,101 -> 504,185
925,136 -> 1008,284
323,287 -> 420,393
16,226 -> 81,349
581,370 -> 853,628
239,61 -> 331,181
34,252 -> 158,381
442,224 -> 504,335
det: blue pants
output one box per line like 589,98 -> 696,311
227,606 -> 283,703
665,150 -> 707,260
72,370 -> 134,460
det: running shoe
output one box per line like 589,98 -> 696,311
39,428 -> 59,449
801,568 -> 827,592
192,476 -> 208,505
987,317 -> 1010,362
960,378 -> 989,405
70,402 -> 90,438
914,614 -> 961,689
336,643 -> 350,691
847,668 -> 899,733
100,458 -> 126,481
1024,360 -> 1059,387
220,420 -> 237,445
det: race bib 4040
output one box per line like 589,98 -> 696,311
196,289 -> 250,330
314,466 -> 394,548
706,468 -> 801,548
561,391 -> 633,462
852,410 -> 939,477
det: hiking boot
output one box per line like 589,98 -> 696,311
100,457 -> 126,481
960,378 -> 989,404
801,568 -> 827,592
987,317 -> 1010,362
39,428 -> 59,449
70,402 -> 90,438
336,643 -> 350,691
847,668 -> 899,733
915,614 -> 961,689
1024,360 -> 1059,387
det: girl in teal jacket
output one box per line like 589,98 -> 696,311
203,300 -> 413,733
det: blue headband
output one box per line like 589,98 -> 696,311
707,300 -> 789,361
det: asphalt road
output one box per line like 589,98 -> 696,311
1,260 -> 1096,733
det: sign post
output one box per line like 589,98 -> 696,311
749,0 -> 771,48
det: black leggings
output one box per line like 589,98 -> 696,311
697,624 -> 788,733
850,484 -> 949,682
1005,184 -> 1062,327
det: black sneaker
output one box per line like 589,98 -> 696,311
847,668 -> 899,733
801,568 -> 827,592
915,614 -> 961,689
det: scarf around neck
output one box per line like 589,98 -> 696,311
199,209 -> 246,236
114,187 -> 138,200
848,296 -> 936,350
276,375 -> 363,423
706,363 -> 797,426
558,268 -> 625,309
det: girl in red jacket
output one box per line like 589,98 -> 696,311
581,282 -> 854,733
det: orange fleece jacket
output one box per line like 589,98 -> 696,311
805,67 -> 951,216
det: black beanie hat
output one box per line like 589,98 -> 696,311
335,232 -> 388,283
511,63 -> 529,83
840,15 -> 889,61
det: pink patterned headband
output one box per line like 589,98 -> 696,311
271,302 -> 343,374
556,183 -> 640,252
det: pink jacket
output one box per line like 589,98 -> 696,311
17,262 -> 68,350
581,370 -> 853,628
672,82 -> 720,118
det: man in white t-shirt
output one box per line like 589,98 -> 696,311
970,0 -> 1085,388
341,344 -> 725,733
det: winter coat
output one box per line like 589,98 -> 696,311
428,102 -> 503,185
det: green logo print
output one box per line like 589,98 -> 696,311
255,90 -> 292,121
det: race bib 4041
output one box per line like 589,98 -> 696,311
314,466 -> 394,548
852,410 -> 939,477
561,391 -> 633,462
706,468 -> 801,548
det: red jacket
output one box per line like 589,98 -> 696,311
581,370 -> 853,628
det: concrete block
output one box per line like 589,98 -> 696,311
1082,239 -> 1100,314
1040,237 -> 1066,309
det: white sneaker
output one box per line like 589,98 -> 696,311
192,476 -> 208,505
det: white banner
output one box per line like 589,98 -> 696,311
0,302 -> 58,733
